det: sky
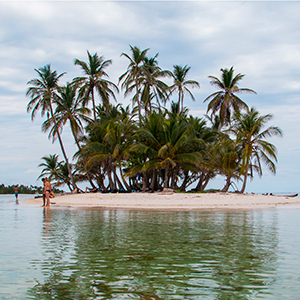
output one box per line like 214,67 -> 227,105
0,0 -> 299,193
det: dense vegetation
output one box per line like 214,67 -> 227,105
26,46 -> 282,193
0,184 -> 63,194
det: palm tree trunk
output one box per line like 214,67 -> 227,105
142,173 -> 147,192
56,132 -> 77,191
135,78 -> 142,122
107,169 -> 114,190
181,93 -> 184,113
221,176 -> 231,192
91,89 -> 97,122
196,173 -> 205,191
119,167 -> 130,191
150,170 -> 156,190
164,163 -> 169,189
71,127 -> 82,151
171,168 -> 178,190
71,125 -> 97,189
113,167 -> 125,190
70,120 -> 81,151
95,171 -> 105,190
202,174 -> 211,191
65,182 -> 72,192
49,104 -> 77,190
240,172 -> 248,193
196,172 -> 211,191
179,171 -> 189,191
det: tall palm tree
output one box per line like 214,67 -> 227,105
119,45 -> 150,122
204,66 -> 256,130
74,51 -> 118,121
170,65 -> 200,114
26,64 -> 65,120
26,64 -> 77,190
140,54 -> 171,114
231,107 -> 282,193
42,82 -> 92,151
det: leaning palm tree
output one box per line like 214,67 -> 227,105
74,51 -> 118,121
204,66 -> 256,130
170,65 -> 200,114
43,82 -> 92,151
231,107 -> 282,193
26,64 -> 77,190
119,45 -> 150,122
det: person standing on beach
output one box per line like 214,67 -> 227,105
14,185 -> 19,203
44,177 -> 52,207
41,178 -> 46,207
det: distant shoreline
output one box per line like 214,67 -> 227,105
22,192 -> 300,210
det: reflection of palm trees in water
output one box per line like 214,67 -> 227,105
28,210 -> 279,299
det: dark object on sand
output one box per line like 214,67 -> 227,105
272,193 -> 298,197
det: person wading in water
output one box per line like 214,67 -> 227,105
14,185 -> 19,204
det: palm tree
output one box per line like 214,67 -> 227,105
74,51 -> 118,121
26,64 -> 65,120
127,112 -> 165,191
26,64 -> 77,190
42,82 -> 92,151
130,113 -> 201,189
78,104 -> 135,191
140,54 -> 171,114
119,45 -> 150,122
204,66 -> 256,130
38,154 -> 62,182
231,107 -> 282,193
55,162 -> 75,192
212,137 -> 241,192
170,65 -> 200,114
188,116 -> 218,191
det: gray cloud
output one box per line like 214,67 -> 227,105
0,1 -> 299,192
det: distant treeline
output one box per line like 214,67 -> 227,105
0,184 -> 63,194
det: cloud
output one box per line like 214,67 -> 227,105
0,1 -> 299,192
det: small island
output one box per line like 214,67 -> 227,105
26,48 -> 283,197
23,192 -> 300,210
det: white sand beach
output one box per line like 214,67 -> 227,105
22,192 -> 300,210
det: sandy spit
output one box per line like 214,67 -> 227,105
22,192 -> 300,210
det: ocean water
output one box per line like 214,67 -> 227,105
1,194 -> 300,299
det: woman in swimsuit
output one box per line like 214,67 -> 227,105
44,177 -> 52,207
41,178 -> 46,207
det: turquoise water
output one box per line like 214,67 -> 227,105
1,194 -> 300,299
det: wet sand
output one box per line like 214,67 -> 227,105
22,192 -> 300,210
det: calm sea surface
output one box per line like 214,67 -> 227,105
1,194 -> 300,300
